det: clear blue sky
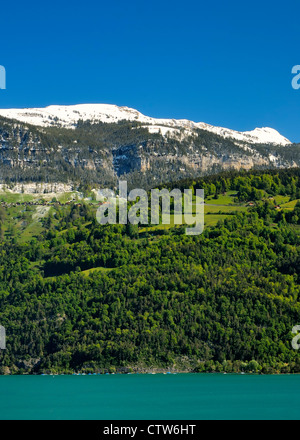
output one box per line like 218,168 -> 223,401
0,0 -> 299,142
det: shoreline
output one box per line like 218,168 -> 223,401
1,371 -> 300,376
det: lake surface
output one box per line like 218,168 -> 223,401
0,374 -> 299,420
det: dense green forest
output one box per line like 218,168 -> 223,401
0,169 -> 300,374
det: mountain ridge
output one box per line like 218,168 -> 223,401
0,106 -> 299,189
0,103 -> 291,146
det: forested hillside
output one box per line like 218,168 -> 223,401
0,169 -> 300,374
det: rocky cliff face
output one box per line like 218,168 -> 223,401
0,115 -> 299,189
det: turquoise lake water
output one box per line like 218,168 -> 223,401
0,374 -> 299,420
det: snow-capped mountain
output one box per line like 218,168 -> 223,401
0,104 -> 291,146
0,103 -> 298,189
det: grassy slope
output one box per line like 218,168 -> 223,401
0,189 -> 297,242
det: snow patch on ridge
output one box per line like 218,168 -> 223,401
0,104 -> 292,146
